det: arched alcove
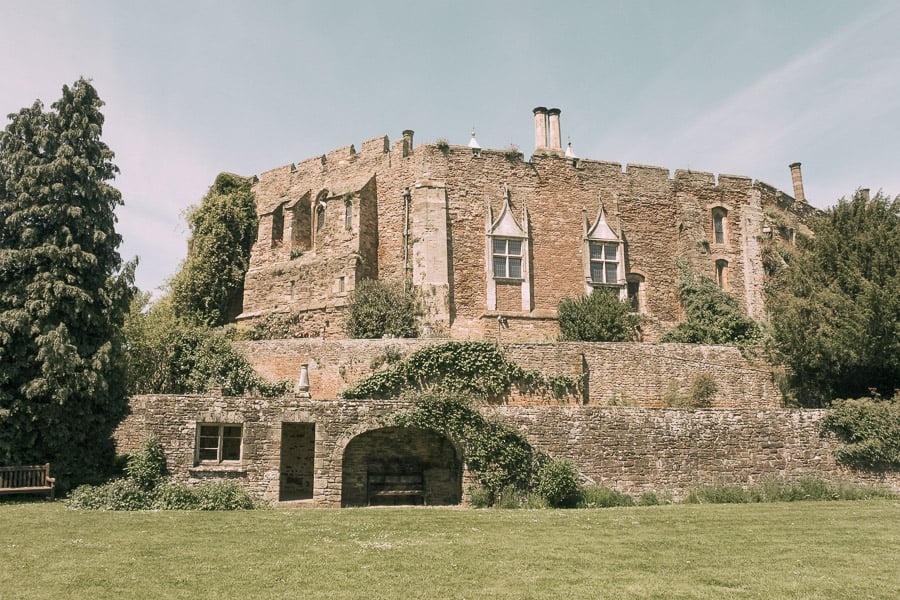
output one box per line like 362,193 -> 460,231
340,427 -> 462,507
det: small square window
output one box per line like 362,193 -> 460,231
589,241 -> 619,284
197,424 -> 242,464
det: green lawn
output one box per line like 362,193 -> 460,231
1,501 -> 898,599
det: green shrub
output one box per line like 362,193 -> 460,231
638,491 -> 664,506
468,485 -> 493,508
536,459 -> 581,508
124,439 -> 167,490
576,486 -> 634,508
235,312 -> 307,340
194,480 -> 257,510
685,484 -> 750,504
661,261 -> 762,347
65,479 -> 151,511
557,289 -> 640,342
822,394 -> 900,470
151,482 -> 200,510
343,279 -> 418,339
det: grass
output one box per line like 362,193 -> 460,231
2,500 -> 899,599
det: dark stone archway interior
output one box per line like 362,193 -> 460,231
341,427 -> 462,507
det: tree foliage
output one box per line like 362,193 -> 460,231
661,261 -> 762,346
169,173 -> 258,327
123,293 -> 290,397
822,393 -> 900,471
0,80 -> 134,489
767,191 -> 900,405
557,288 -> 640,342
343,279 -> 418,339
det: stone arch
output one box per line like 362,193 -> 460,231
340,426 -> 462,507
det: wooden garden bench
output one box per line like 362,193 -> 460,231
0,464 -> 56,499
368,472 -> 425,505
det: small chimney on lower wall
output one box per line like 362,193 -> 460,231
789,162 -> 806,203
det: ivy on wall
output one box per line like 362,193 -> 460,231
340,341 -> 581,401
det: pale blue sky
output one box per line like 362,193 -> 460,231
2,0 -> 898,294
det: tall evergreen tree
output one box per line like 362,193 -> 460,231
0,79 -> 133,488
169,172 -> 257,327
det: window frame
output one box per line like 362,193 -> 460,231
711,207 -> 728,245
715,258 -> 729,290
344,198 -> 353,231
491,237 -> 524,280
196,424 -> 243,465
588,241 -> 620,286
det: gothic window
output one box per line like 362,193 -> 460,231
712,207 -> 728,245
626,273 -> 646,313
589,242 -> 619,285
492,238 -> 523,279
344,198 -> 353,231
716,258 -> 728,290
316,204 -> 326,232
271,203 -> 285,248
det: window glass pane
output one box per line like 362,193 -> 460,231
222,438 -> 241,461
199,425 -> 218,437
590,263 -> 604,283
507,239 -> 522,256
508,258 -> 522,279
223,426 -> 241,439
493,257 -> 507,278
199,448 -> 218,462
492,238 -> 506,254
604,244 -> 617,260
605,262 -> 618,283
589,242 -> 603,260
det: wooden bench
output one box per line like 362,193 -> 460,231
0,464 -> 56,500
367,472 -> 425,506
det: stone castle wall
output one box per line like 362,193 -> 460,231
240,133 -> 818,341
234,339 -> 781,408
114,394 -> 899,507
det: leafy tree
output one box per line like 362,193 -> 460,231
0,80 -> 134,489
661,261 -> 761,346
123,293 -> 290,397
343,279 -> 418,339
767,191 -> 900,405
170,173 -> 257,327
557,288 -> 640,342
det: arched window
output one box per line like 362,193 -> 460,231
344,198 -> 353,231
715,259 -> 728,290
316,204 -> 326,232
711,207 -> 728,245
626,273 -> 646,313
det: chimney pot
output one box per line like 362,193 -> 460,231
402,130 -> 414,157
547,108 -> 562,151
533,107 -> 548,151
789,162 -> 806,203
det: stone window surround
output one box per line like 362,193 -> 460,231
485,187 -> 532,312
715,257 -> 729,290
709,204 -> 732,246
195,423 -> 243,465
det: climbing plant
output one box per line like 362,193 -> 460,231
340,341 -> 581,401
393,392 -> 546,501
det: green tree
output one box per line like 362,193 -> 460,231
170,173 -> 257,327
767,191 -> 900,405
123,293 -> 290,397
557,288 -> 640,342
661,261 -> 761,346
343,279 -> 418,339
0,80 -> 134,489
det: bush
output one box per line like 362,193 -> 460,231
468,485 -> 493,508
194,480 -> 257,510
536,459 -> 581,508
661,261 -> 762,347
665,373 -> 719,408
685,484 -> 750,504
558,289 -> 640,342
151,482 -> 200,510
576,486 -> 634,508
66,479 -> 151,511
124,439 -> 167,490
637,491 -> 664,506
343,279 -> 418,339
685,478 -> 896,504
822,394 -> 900,470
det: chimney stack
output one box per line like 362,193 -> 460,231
860,188 -> 870,202
533,107 -> 548,151
789,162 -> 806,203
402,129 -> 414,157
548,108 -> 562,151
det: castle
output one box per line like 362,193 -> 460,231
238,107 -> 819,341
113,110 -> 876,508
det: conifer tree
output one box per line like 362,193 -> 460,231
0,79 -> 133,488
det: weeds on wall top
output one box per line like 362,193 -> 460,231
340,341 -> 581,401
